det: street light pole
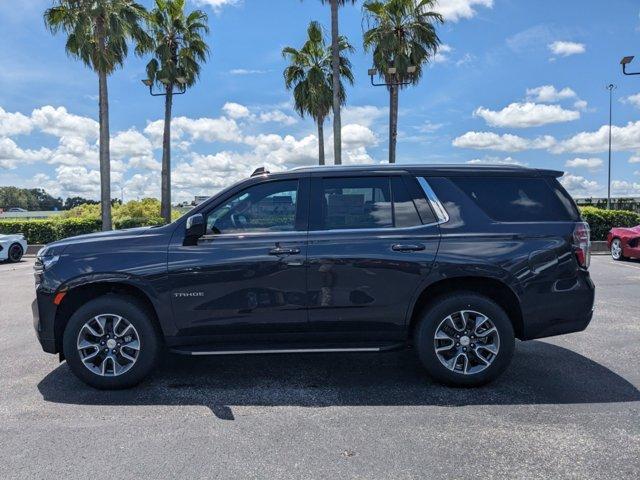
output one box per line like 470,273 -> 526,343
368,66 -> 417,164
620,56 -> 640,75
606,84 -> 616,210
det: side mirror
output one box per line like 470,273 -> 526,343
185,213 -> 205,240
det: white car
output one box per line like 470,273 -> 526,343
0,234 -> 27,263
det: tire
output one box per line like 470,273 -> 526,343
610,238 -> 625,261
63,294 -> 161,389
415,292 -> 515,387
7,243 -> 23,263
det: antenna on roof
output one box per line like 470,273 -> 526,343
251,167 -> 270,177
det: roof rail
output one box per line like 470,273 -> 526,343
251,167 -> 270,177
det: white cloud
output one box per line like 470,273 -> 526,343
228,69 -> 267,75
466,156 -> 525,166
192,0 -> 240,13
452,131 -> 556,152
342,105 -> 387,128
548,41 -> 585,57
621,93 -> 640,109
48,136 -> 97,167
565,157 -> 603,171
144,116 -> 242,145
526,85 -> 577,103
553,121 -> 640,154
434,0 -> 493,22
111,129 -> 153,161
560,174 -> 600,196
629,155 -> 640,164
0,102 -> 382,200
55,165 -> 102,196
222,102 -> 297,125
222,102 -> 251,119
416,121 -> 445,133
341,124 -> 377,150
31,105 -> 98,140
111,129 -> 157,172
0,138 -> 51,169
474,102 -> 579,128
0,107 -> 33,137
611,180 -> 640,196
433,44 -> 453,64
573,99 -> 588,111
257,110 -> 297,125
244,133 -> 318,167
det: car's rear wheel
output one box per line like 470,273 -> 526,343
415,292 -> 515,387
7,243 -> 23,263
63,294 -> 161,389
611,238 -> 625,261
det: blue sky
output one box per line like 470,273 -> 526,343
1,0 -> 640,202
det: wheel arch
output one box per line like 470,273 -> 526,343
407,276 -> 524,341
53,281 -> 163,354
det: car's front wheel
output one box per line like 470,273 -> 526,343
611,238 -> 625,261
7,243 -> 23,263
415,292 -> 515,387
63,294 -> 161,389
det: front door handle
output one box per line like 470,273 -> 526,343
269,247 -> 301,256
392,244 -> 425,252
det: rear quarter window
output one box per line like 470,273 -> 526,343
450,176 -> 579,222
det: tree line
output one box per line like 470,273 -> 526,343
44,0 -> 443,230
0,186 -> 101,211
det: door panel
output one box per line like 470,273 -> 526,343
306,174 -> 440,342
168,233 -> 308,338
168,177 -> 309,341
306,228 -> 439,341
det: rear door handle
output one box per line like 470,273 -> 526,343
269,247 -> 301,255
392,244 -> 425,252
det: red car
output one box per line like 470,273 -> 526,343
607,225 -> 640,261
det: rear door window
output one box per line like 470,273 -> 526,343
320,176 -> 393,230
450,176 -> 577,222
391,177 -> 426,227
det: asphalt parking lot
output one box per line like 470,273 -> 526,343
0,256 -> 638,479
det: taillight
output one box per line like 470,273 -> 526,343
573,222 -> 591,269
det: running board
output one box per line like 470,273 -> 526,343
169,343 -> 405,356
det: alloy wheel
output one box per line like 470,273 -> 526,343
8,244 -> 22,262
611,239 -> 622,260
433,310 -> 500,375
76,314 -> 141,377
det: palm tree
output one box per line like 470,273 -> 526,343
319,0 -> 357,165
44,0 -> 148,230
283,21 -> 354,166
143,0 -> 209,224
363,0 -> 443,163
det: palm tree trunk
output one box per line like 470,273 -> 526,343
317,117 -> 325,166
161,84 -> 173,224
388,84 -> 399,164
330,0 -> 341,165
98,70 -> 112,230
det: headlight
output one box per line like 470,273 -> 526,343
34,255 -> 59,286
34,255 -> 60,279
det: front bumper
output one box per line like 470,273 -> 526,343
32,290 -> 58,354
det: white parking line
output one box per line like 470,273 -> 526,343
607,260 -> 640,271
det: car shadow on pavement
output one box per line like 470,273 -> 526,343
37,340 -> 640,420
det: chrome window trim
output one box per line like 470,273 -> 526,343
417,177 -> 449,225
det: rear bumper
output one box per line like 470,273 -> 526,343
32,291 -> 58,354
520,270 -> 595,340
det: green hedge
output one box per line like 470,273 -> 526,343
0,218 -> 102,244
0,217 -> 165,244
580,206 -> 640,241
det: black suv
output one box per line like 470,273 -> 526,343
33,165 -> 595,389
